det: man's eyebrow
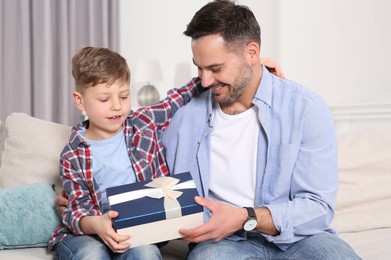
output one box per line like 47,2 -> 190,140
192,59 -> 224,69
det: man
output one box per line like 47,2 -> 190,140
161,0 -> 360,259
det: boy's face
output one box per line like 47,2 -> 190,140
73,80 -> 131,140
191,34 -> 253,105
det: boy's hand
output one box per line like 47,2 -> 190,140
55,189 -> 68,215
261,57 -> 286,79
96,211 -> 131,253
80,211 -> 131,253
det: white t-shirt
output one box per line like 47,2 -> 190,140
209,104 -> 260,207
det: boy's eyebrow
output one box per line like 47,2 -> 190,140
95,89 -> 129,95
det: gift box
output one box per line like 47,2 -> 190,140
106,172 -> 204,247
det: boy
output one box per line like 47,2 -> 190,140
48,47 -> 202,259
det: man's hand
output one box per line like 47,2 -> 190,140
179,196 -> 247,243
55,189 -> 68,215
261,57 -> 286,79
80,211 -> 131,253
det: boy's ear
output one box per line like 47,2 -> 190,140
72,91 -> 85,111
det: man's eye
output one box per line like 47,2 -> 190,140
211,67 -> 222,73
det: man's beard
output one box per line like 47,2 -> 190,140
215,63 -> 253,105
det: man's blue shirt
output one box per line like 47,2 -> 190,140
162,67 -> 338,250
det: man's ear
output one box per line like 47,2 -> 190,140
245,42 -> 260,64
72,91 -> 85,111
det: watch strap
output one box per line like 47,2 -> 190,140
244,207 -> 256,219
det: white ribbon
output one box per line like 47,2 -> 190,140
108,177 -> 196,219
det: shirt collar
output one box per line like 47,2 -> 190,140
253,65 -> 273,108
68,120 -> 89,149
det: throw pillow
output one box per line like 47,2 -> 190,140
0,182 -> 61,249
0,113 -> 71,189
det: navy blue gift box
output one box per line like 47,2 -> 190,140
106,172 -> 204,247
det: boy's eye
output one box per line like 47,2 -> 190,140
99,98 -> 108,102
121,95 -> 129,100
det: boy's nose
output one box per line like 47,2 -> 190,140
111,99 -> 122,110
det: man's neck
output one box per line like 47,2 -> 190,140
220,102 -> 251,115
220,66 -> 262,115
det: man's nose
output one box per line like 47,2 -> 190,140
200,70 -> 214,88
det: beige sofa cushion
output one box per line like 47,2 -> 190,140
332,128 -> 391,233
339,228 -> 391,260
0,113 -> 71,190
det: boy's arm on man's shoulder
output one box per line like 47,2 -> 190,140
139,77 -> 204,130
166,77 -> 203,104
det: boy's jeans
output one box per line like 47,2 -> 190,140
188,231 -> 361,260
55,235 -> 161,260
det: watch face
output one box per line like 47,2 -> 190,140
244,219 -> 257,231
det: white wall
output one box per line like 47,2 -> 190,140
120,0 -> 391,111
119,0 -> 278,107
276,0 -> 391,107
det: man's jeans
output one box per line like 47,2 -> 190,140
188,232 -> 361,260
55,235 -> 162,260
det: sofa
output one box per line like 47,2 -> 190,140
1,112 -> 391,259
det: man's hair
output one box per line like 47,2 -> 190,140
184,0 -> 261,53
72,47 -> 130,91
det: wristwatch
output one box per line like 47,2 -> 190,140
243,207 -> 258,231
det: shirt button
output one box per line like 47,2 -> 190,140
88,183 -> 93,188
87,159 -> 92,164
140,131 -> 144,137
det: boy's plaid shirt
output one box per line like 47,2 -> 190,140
48,77 -> 202,250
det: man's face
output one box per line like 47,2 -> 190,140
191,34 -> 253,105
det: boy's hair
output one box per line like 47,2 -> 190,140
72,47 -> 130,91
183,0 -> 261,54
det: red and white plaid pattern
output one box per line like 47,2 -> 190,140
48,77 -> 202,250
